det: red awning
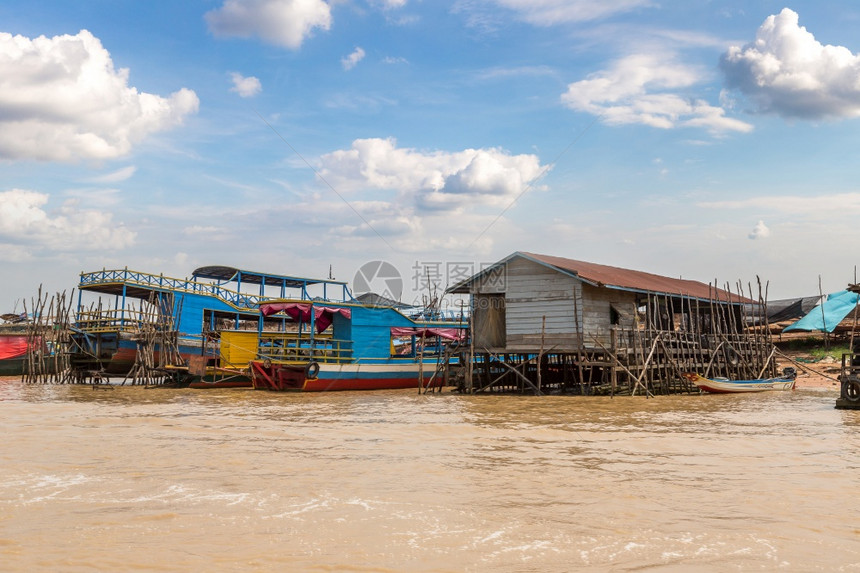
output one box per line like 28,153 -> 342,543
390,327 -> 464,341
0,335 -> 30,360
260,303 -> 351,333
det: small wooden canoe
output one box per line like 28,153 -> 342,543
683,372 -> 796,393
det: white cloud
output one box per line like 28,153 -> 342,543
0,30 -> 199,162
0,190 -> 51,232
183,225 -> 221,236
487,0 -> 653,25
341,47 -> 366,71
230,72 -> 262,97
748,220 -> 771,240
477,65 -> 555,80
246,193 -> 503,258
334,212 -> 421,239
324,92 -> 398,111
228,138 -> 547,253
205,0 -> 332,49
64,188 -> 123,206
699,192 -> 860,215
0,189 -> 135,258
0,243 -> 31,263
721,8 -> 860,120
317,137 -> 546,212
86,166 -> 137,184
174,252 -> 189,267
369,0 -> 407,8
561,53 -> 753,133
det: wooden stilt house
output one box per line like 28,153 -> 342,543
447,252 -> 769,395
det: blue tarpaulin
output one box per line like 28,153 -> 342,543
783,290 -> 859,333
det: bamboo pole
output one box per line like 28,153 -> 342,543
572,289 -> 586,394
537,316 -> 545,394
819,275 -> 829,349
850,268 -> 859,362
468,295 -> 475,394
591,334 -> 654,398
484,349 -> 542,395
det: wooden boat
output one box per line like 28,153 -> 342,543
683,369 -> 796,393
0,326 -> 29,376
69,266 -> 352,379
145,361 -> 254,389
188,379 -> 251,389
249,301 -> 465,392
187,366 -> 254,389
0,321 -> 58,376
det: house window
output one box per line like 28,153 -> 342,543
610,305 -> 620,325
610,303 -> 631,327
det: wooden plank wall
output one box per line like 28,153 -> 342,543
579,283 -> 637,348
498,257 -> 579,351
471,256 -> 640,352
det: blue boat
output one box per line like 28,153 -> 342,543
69,266 -> 351,382
249,300 -> 465,391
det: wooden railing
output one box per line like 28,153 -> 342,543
257,333 -> 353,363
74,309 -> 166,333
79,269 -> 264,309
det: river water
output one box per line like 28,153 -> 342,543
1,377 -> 858,572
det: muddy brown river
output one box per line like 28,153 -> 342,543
1,378 -> 857,571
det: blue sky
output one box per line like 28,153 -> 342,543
2,0 -> 860,310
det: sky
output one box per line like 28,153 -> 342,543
2,0 -> 860,311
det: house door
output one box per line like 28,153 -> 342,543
474,294 -> 506,348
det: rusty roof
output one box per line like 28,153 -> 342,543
448,251 -> 754,303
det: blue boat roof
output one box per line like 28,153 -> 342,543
192,265 -> 347,288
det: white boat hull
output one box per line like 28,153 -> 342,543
683,373 -> 796,394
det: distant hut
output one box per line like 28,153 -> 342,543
447,252 -> 767,395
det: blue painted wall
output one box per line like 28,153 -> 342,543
172,292 -> 255,336
340,306 -> 417,360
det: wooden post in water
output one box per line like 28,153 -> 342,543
572,291 -> 585,394
819,275 -> 829,349
850,269 -> 859,360
467,305 -> 474,394
537,315 -> 545,394
20,287 -> 73,385
417,333 -> 425,394
610,326 -> 617,396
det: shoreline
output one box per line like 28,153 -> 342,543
776,353 -> 841,390
792,373 -> 839,390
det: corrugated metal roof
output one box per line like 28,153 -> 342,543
448,251 -> 753,303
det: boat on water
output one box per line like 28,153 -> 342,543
0,315 -> 58,376
70,266 -> 352,385
0,320 -> 30,376
249,300 -> 465,392
683,369 -> 797,393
